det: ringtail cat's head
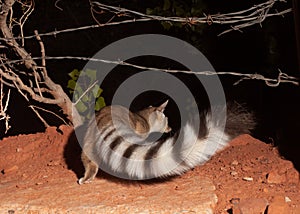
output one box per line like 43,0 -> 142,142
138,100 -> 172,134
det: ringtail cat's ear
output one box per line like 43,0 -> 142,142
156,100 -> 169,112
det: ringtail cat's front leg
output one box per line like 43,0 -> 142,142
78,152 -> 99,185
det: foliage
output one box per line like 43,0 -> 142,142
67,69 -> 106,121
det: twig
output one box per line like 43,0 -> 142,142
0,75 -> 11,133
14,0 -> 34,46
28,105 -> 50,127
0,68 -> 63,104
74,80 -> 98,105
54,0 -> 63,11
29,105 -> 69,126
34,30 -> 47,77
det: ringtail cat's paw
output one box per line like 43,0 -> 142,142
78,177 -> 94,185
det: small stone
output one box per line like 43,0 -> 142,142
263,188 -> 269,193
267,170 -> 286,184
268,196 -> 290,214
232,198 -> 268,214
230,198 -> 240,205
241,166 -> 251,172
286,168 -> 299,184
220,166 -> 226,171
284,196 -> 291,203
231,160 -> 239,166
230,171 -> 238,176
47,160 -> 60,166
242,177 -> 253,182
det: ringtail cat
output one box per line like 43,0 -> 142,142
78,100 -> 255,184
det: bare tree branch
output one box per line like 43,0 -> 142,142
0,0 -> 36,69
13,0 -> 35,47
0,0 -> 82,130
0,75 -> 11,133
29,105 -> 69,126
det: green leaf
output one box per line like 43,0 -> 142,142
74,84 -> 83,95
91,85 -> 101,98
96,87 -> 103,98
95,97 -> 106,111
75,101 -> 88,113
68,69 -> 80,81
67,79 -> 77,90
85,69 -> 97,81
68,68 -> 106,122
91,84 -> 104,98
81,94 -> 89,102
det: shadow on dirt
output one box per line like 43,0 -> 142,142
63,125 -> 85,180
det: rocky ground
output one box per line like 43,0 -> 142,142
0,125 -> 299,213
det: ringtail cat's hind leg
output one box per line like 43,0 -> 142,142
78,152 -> 99,185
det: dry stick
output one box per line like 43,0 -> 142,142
11,73 -> 50,127
34,30 -> 47,76
0,0 -> 36,69
13,0 -> 34,47
0,75 -> 11,133
5,69 -> 50,128
74,80 -> 98,105
32,30 -> 46,98
0,68 -> 63,104
29,105 -> 69,126
28,106 -> 50,128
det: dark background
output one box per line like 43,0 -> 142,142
1,0 -> 299,167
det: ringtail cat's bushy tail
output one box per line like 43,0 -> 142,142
79,102 -> 256,183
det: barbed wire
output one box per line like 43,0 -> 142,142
1,56 -> 298,86
91,0 -> 292,36
0,0 -> 292,42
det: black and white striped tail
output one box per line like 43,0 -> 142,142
90,104 -> 255,180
